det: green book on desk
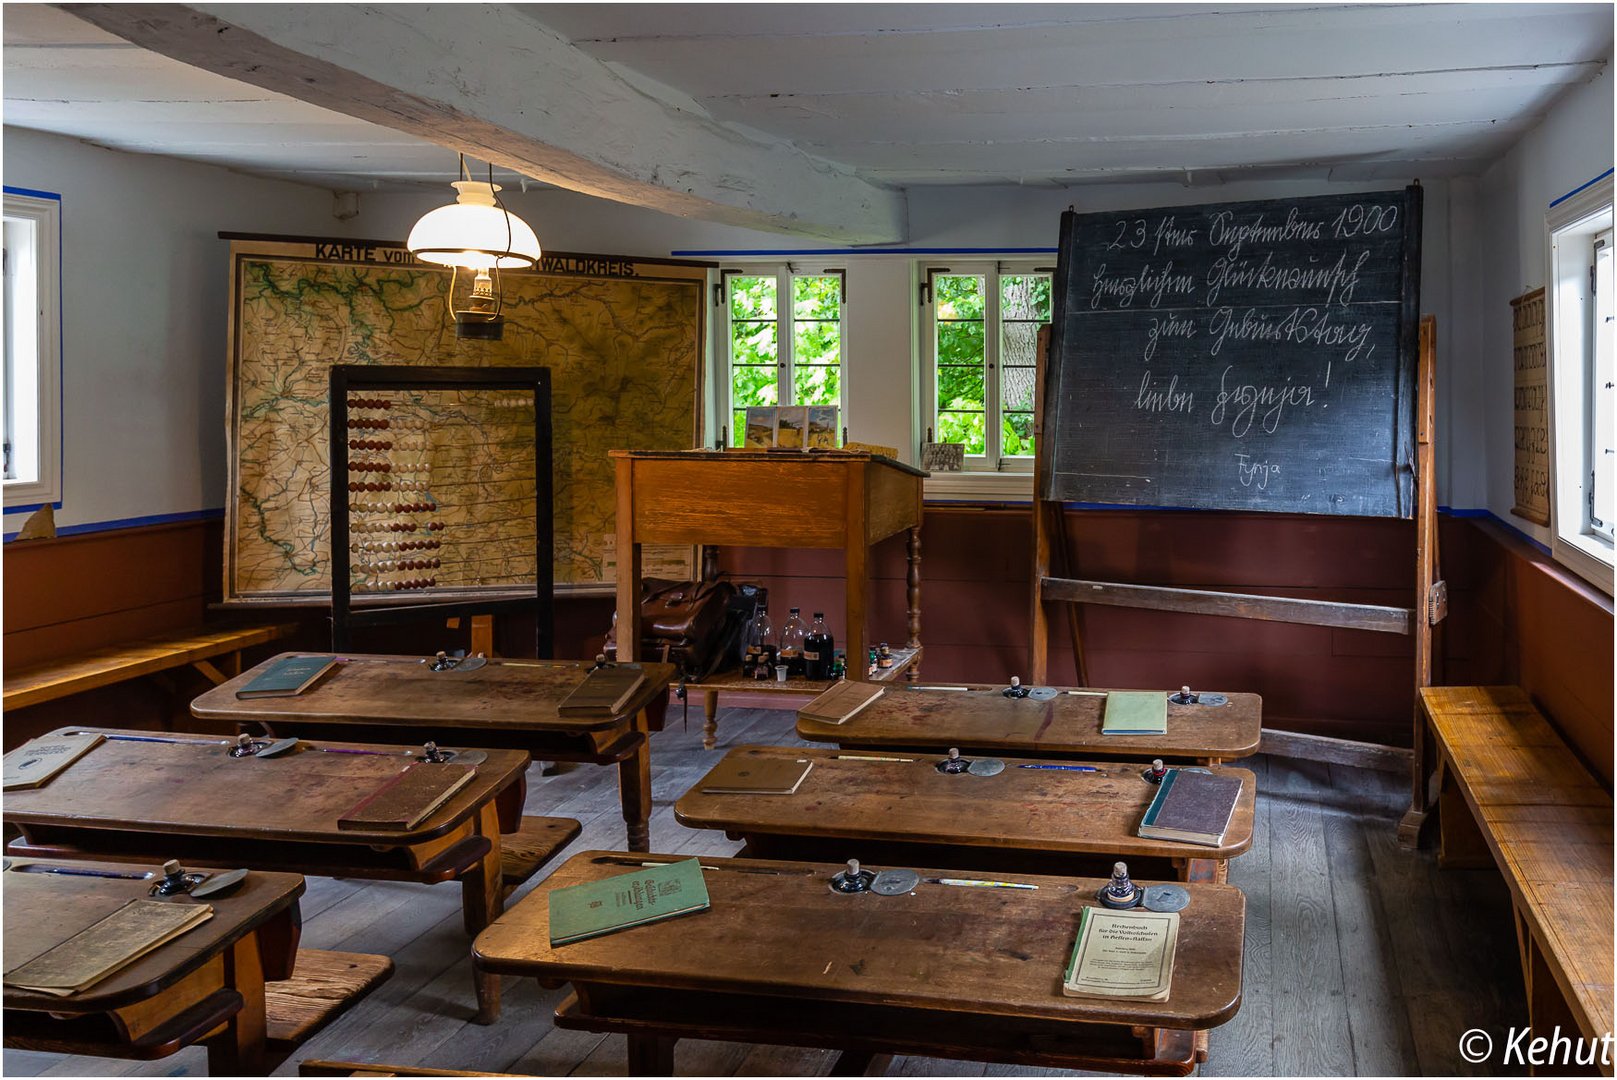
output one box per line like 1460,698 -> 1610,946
235,655 -> 338,699
1101,691 -> 1167,735
548,859 -> 710,946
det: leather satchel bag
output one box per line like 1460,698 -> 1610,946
604,577 -> 738,679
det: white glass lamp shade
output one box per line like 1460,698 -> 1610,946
406,180 -> 540,270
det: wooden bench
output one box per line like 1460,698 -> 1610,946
1422,686 -> 1614,1067
3,623 -> 296,711
500,816 -> 581,894
267,950 -> 394,1057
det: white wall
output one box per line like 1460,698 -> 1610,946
1,126 -> 364,534
1477,64 -> 1615,543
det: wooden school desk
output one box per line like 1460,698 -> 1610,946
474,850 -> 1245,1076
3,859 -> 304,1075
675,745 -> 1256,882
190,653 -> 676,851
798,683 -> 1263,764
2,726 -> 571,1024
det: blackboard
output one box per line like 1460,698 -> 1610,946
1043,186 -> 1422,518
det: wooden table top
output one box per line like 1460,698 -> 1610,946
1422,685 -> 1614,1041
3,858 -> 303,1013
798,684 -> 1262,760
475,850 -> 1245,1031
191,654 -> 676,734
3,727 -> 529,846
675,746 -> 1256,862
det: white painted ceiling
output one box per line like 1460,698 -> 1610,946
3,2 -> 1612,192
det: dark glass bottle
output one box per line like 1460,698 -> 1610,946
744,603 -> 776,678
803,612 -> 834,680
778,607 -> 808,678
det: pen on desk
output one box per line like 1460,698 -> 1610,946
1017,763 -> 1098,772
1063,690 -> 1108,697
908,685 -> 972,692
834,754 -> 916,762
927,877 -> 1039,890
98,733 -> 230,747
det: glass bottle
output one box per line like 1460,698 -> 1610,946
803,612 -> 834,680
744,603 -> 776,678
778,607 -> 808,678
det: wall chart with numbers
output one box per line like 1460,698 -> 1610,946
223,236 -> 707,603
1044,186 -> 1422,518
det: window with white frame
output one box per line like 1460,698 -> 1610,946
921,262 -> 1052,472
1546,174 -> 1614,593
718,265 -> 845,442
3,189 -> 62,509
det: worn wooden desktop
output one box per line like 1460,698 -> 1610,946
610,450 -> 926,693
3,726 -> 557,1024
798,684 -> 1263,764
190,653 -> 676,851
475,850 -> 1245,1076
3,859 -> 304,1075
675,745 -> 1255,881
688,646 -> 919,750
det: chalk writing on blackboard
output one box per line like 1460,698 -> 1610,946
1044,187 -> 1421,518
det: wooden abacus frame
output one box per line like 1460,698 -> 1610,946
328,364 -> 554,656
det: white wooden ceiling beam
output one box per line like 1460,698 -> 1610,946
57,2 -> 908,243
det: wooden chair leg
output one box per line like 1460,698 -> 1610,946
460,802 -> 505,1024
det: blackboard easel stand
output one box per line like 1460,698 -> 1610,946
1030,318 -> 1445,844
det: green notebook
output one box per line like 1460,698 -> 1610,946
548,859 -> 710,946
235,655 -> 338,699
1101,691 -> 1168,735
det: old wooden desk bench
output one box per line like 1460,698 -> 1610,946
3,859 -> 307,1075
474,850 -> 1245,1076
190,653 -> 676,852
675,745 -> 1255,882
797,683 -> 1263,765
686,646 -> 920,750
3,726 -> 578,1025
3,623 -> 296,713
1420,686 -> 1614,1071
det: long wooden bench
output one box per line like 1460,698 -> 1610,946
1422,686 -> 1614,1068
3,623 -> 296,711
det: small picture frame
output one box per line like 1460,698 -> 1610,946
744,407 -> 778,448
922,442 -> 965,472
775,406 -> 807,449
806,406 -> 839,449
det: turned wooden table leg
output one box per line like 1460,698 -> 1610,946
619,731 -> 653,852
461,802 -> 505,1024
702,688 -> 720,751
906,526 -> 922,681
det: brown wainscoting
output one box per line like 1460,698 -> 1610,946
717,505 -> 1613,765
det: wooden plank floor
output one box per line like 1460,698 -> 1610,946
4,707 -> 1527,1077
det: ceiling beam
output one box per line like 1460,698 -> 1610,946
58,3 -> 908,244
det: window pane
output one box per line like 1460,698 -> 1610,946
732,363 -> 778,409
1000,318 -> 1040,369
1002,412 -> 1035,457
936,274 -> 984,320
793,275 -> 840,320
731,319 -> 777,368
730,276 -> 775,320
1002,365 -> 1037,413
1001,275 -> 1051,321
938,411 -> 986,455
1593,236 -> 1614,535
937,321 -> 984,367
793,363 -> 840,406
938,365 -> 984,410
